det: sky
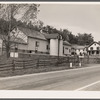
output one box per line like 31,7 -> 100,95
37,3 -> 100,42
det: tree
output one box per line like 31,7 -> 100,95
0,4 -> 39,58
61,29 -> 70,41
67,32 -> 78,44
77,33 -> 94,45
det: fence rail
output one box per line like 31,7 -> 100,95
0,55 -> 99,72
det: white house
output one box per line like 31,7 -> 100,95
71,45 -> 87,56
87,41 -> 100,55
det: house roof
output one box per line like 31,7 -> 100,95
72,45 -> 86,49
44,33 -> 59,39
87,41 -> 100,48
18,27 -> 47,40
63,41 -> 71,46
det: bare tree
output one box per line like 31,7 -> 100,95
0,4 -> 39,58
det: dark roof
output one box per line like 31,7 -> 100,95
63,41 -> 71,46
18,27 -> 47,40
44,33 -> 59,39
87,41 -> 100,48
72,44 -> 86,49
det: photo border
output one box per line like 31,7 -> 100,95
0,0 -> 100,99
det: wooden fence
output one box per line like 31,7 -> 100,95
0,56 -> 82,72
1,53 -> 100,73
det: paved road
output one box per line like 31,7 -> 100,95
1,64 -> 100,90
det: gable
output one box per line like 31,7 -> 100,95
88,42 -> 100,50
63,41 -> 71,46
11,28 -> 28,43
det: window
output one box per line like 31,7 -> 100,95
15,47 -> 18,52
92,51 -> 94,54
90,47 -> 93,50
27,50 -> 32,53
69,49 -> 70,53
46,45 -> 49,50
97,51 -> 99,54
97,47 -> 99,50
35,50 -> 37,53
29,50 -> 32,53
35,41 -> 39,47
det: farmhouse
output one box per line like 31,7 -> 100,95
87,41 -> 100,55
0,27 -> 72,57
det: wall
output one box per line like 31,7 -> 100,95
88,43 -> 100,51
59,40 -> 63,56
11,28 -> 28,43
50,39 -> 58,56
63,45 -> 71,55
50,39 -> 63,56
28,37 -> 49,53
18,44 -> 28,51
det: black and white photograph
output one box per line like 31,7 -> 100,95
1,1 -> 100,98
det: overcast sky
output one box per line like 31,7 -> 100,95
38,3 -> 100,42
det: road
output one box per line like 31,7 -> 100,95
1,64 -> 100,90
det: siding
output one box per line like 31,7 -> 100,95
18,44 -> 28,50
28,37 -> 49,53
88,43 -> 100,51
63,45 -> 71,55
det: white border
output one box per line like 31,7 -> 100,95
0,1 -> 100,99
0,2 -> 100,4
0,91 -> 100,99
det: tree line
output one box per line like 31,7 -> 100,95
41,25 -> 94,46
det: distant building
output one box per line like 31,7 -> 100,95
87,41 -> 100,55
63,41 -> 71,56
71,45 -> 87,56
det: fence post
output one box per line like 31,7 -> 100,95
12,59 -> 15,71
44,60 -> 45,67
74,55 -> 75,66
70,62 -> 73,68
23,60 -> 25,69
87,55 -> 89,64
37,59 -> 39,68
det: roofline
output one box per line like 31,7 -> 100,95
63,44 -> 71,46
17,26 -> 47,41
87,41 -> 100,48
28,36 -> 47,41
